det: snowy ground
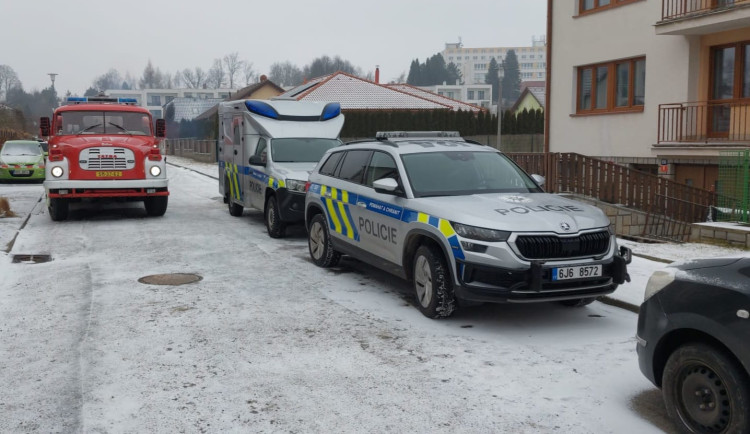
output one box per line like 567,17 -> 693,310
0,159 -> 746,433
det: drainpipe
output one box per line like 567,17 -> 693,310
544,0 -> 553,154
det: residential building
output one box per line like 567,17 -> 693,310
441,37 -> 547,85
411,83 -> 493,110
547,0 -> 750,190
511,81 -> 546,115
163,98 -> 224,122
105,87 -> 237,119
195,77 -> 286,121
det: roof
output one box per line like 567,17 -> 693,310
510,87 -> 545,113
279,72 -> 457,111
385,84 -> 484,112
166,97 -> 224,122
342,137 -> 493,156
195,79 -> 285,120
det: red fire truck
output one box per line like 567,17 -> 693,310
40,96 -> 169,221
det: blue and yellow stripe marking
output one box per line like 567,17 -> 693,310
311,183 -> 464,260
219,161 -> 289,203
222,161 -> 243,201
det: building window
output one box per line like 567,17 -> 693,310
478,91 -> 485,100
148,95 -> 161,106
579,0 -> 640,15
468,90 -> 475,100
577,57 -> 645,114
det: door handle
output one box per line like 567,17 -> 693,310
357,201 -> 367,208
234,149 -> 238,155
325,192 -> 332,198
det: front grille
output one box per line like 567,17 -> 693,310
80,147 -> 135,170
515,230 -> 610,260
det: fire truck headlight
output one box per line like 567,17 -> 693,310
51,166 -> 64,178
149,166 -> 162,177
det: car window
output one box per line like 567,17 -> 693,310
271,138 -> 341,163
319,151 -> 344,176
401,150 -> 541,197
365,151 -> 399,187
0,142 -> 42,156
337,150 -> 372,184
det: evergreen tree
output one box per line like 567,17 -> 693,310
407,59 -> 421,85
485,58 -> 501,104
501,50 -> 521,108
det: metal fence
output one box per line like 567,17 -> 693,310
717,150 -> 750,223
658,100 -> 750,143
661,0 -> 749,21
162,138 -> 217,163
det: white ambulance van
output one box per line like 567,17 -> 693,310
218,99 -> 344,237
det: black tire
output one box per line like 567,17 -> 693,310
226,177 -> 243,217
412,244 -> 456,318
48,198 -> 68,221
559,297 -> 597,307
144,196 -> 168,217
662,343 -> 750,434
265,195 -> 285,238
308,213 -> 341,267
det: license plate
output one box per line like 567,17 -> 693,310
13,170 -> 30,175
95,171 -> 122,177
552,264 -> 602,281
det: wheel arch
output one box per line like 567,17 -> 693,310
403,229 -> 454,282
651,328 -> 748,387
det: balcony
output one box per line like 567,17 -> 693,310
656,101 -> 750,154
656,0 -> 750,35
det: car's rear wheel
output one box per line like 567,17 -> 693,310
144,196 -> 168,217
663,343 -> 749,434
413,244 -> 456,318
226,176 -> 243,217
48,198 -> 68,221
308,213 -> 340,267
559,297 -> 597,307
265,196 -> 285,238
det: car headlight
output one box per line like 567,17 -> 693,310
150,165 -> 162,177
286,178 -> 306,193
452,222 -> 510,242
644,268 -> 676,301
51,166 -> 64,178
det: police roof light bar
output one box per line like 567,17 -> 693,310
65,96 -> 138,105
375,131 -> 462,140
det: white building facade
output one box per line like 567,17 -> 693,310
105,88 -> 237,119
419,83 -> 493,110
440,37 -> 547,85
548,0 -> 750,190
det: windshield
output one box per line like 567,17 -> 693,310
57,111 -> 152,136
0,142 -> 42,157
401,151 -> 542,197
271,138 -> 341,163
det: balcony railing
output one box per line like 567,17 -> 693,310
662,0 -> 749,21
658,100 -> 750,144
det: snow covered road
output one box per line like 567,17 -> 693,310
0,166 -> 678,433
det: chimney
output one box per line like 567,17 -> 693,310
375,66 -> 380,84
260,74 -> 267,82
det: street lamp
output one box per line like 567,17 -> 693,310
48,73 -> 58,89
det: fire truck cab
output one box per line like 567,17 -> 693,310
40,96 -> 169,221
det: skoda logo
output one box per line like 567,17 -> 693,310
560,222 -> 571,231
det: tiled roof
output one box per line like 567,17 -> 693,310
279,72 -> 451,110
385,84 -> 484,112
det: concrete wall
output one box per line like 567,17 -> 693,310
691,222 -> 750,248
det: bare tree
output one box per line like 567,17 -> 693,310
207,59 -> 226,88
269,61 -> 304,87
242,62 -> 257,86
223,52 -> 244,89
0,65 -> 21,102
139,60 -> 160,89
172,71 -> 183,88
93,68 -> 123,91
181,67 -> 206,89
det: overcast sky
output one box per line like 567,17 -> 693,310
3,0 -> 546,95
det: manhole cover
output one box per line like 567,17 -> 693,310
12,254 -> 52,264
138,273 -> 202,286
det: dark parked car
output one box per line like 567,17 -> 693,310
637,257 -> 750,433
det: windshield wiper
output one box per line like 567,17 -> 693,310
108,122 -> 131,134
76,123 -> 102,134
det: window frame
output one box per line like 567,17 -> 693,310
576,57 -> 645,115
577,0 -> 642,16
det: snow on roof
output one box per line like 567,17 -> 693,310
167,97 -> 224,122
279,72 -> 451,111
385,84 -> 484,112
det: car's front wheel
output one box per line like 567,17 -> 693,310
413,244 -> 456,318
48,198 -> 69,221
308,213 -> 340,267
662,343 -> 750,434
144,196 -> 168,217
265,196 -> 285,238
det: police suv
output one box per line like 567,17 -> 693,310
304,131 -> 632,318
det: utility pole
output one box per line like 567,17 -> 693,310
497,65 -> 502,150
47,73 -> 58,89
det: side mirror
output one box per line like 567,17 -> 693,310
531,174 -> 545,186
155,119 -> 166,138
249,155 -> 265,166
619,246 -> 632,264
373,177 -> 399,194
40,117 -> 51,137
